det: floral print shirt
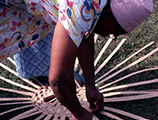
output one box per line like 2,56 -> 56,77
0,0 -> 107,60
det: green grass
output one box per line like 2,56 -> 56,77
0,0 -> 158,119
94,0 -> 158,119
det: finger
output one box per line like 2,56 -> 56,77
94,99 -> 104,112
89,101 -> 96,112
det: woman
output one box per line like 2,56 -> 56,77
0,0 -> 153,119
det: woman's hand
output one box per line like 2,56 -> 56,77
78,33 -> 104,113
86,87 -> 104,112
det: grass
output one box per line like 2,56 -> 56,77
0,0 -> 158,119
94,0 -> 158,119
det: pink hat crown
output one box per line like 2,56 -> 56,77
110,0 -> 153,33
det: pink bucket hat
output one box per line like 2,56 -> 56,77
110,0 -> 153,33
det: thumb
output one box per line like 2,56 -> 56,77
89,101 -> 96,112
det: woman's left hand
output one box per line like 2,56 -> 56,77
86,87 -> 104,112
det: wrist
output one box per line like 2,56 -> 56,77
86,85 -> 97,92
84,78 -> 96,88
73,107 -> 84,118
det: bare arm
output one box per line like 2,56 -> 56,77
49,20 -> 92,119
78,34 -> 104,112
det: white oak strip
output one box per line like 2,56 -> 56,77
103,106 -> 149,120
97,47 -> 158,85
74,57 -> 79,71
92,115 -> 99,120
10,108 -> 39,120
60,115 -> 65,120
94,33 -> 99,43
44,114 -> 53,120
0,76 -> 37,92
0,97 -> 31,101
103,91 -> 154,97
7,57 -> 15,65
0,87 -> 33,96
100,79 -> 158,92
34,114 -> 46,120
0,101 -> 31,106
95,41 -> 154,82
99,111 -> 123,120
94,36 -> 113,66
95,39 -> 126,75
0,104 -> 34,116
100,67 -> 158,88
68,116 -> 73,120
0,62 -> 40,89
104,92 -> 158,102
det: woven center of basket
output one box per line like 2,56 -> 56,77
31,86 -> 90,116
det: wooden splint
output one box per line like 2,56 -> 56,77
0,34 -> 158,119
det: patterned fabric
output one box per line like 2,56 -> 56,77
0,0 -> 107,60
0,2 -> 55,60
0,0 -> 7,4
14,32 -> 53,78
1,0 -> 108,79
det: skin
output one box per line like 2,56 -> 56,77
49,6 -> 127,120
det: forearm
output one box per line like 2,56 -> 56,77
78,34 -> 104,112
49,20 -> 83,117
78,34 -> 96,89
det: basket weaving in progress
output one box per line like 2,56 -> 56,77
0,35 -> 158,120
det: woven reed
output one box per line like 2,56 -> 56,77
31,86 -> 93,118
0,35 -> 158,119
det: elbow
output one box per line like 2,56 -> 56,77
48,73 -> 73,94
48,75 -> 63,93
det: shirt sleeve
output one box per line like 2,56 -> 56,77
58,0 -> 95,47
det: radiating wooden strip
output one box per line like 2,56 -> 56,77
104,92 -> 158,102
10,108 -> 40,120
97,47 -> 158,84
99,111 -> 123,120
0,97 -> 31,101
68,116 -> 73,120
0,62 -> 40,89
92,115 -> 99,120
44,114 -> 53,120
100,67 -> 158,88
0,101 -> 31,106
48,97 -> 56,103
0,87 -> 33,96
100,79 -> 158,91
94,33 -> 99,43
75,79 -> 82,89
0,76 -> 37,92
16,111 -> 42,119
94,35 -> 113,66
53,116 -> 59,120
75,58 -> 83,75
78,68 -> 83,75
103,91 -> 154,97
34,114 -> 46,120
95,41 -> 155,82
103,106 -> 149,120
95,39 -> 126,75
74,57 -> 79,71
7,57 -> 15,65
79,35 -> 114,76
60,115 -> 65,120
54,101 -> 61,111
0,104 -> 34,116
50,98 -> 58,106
